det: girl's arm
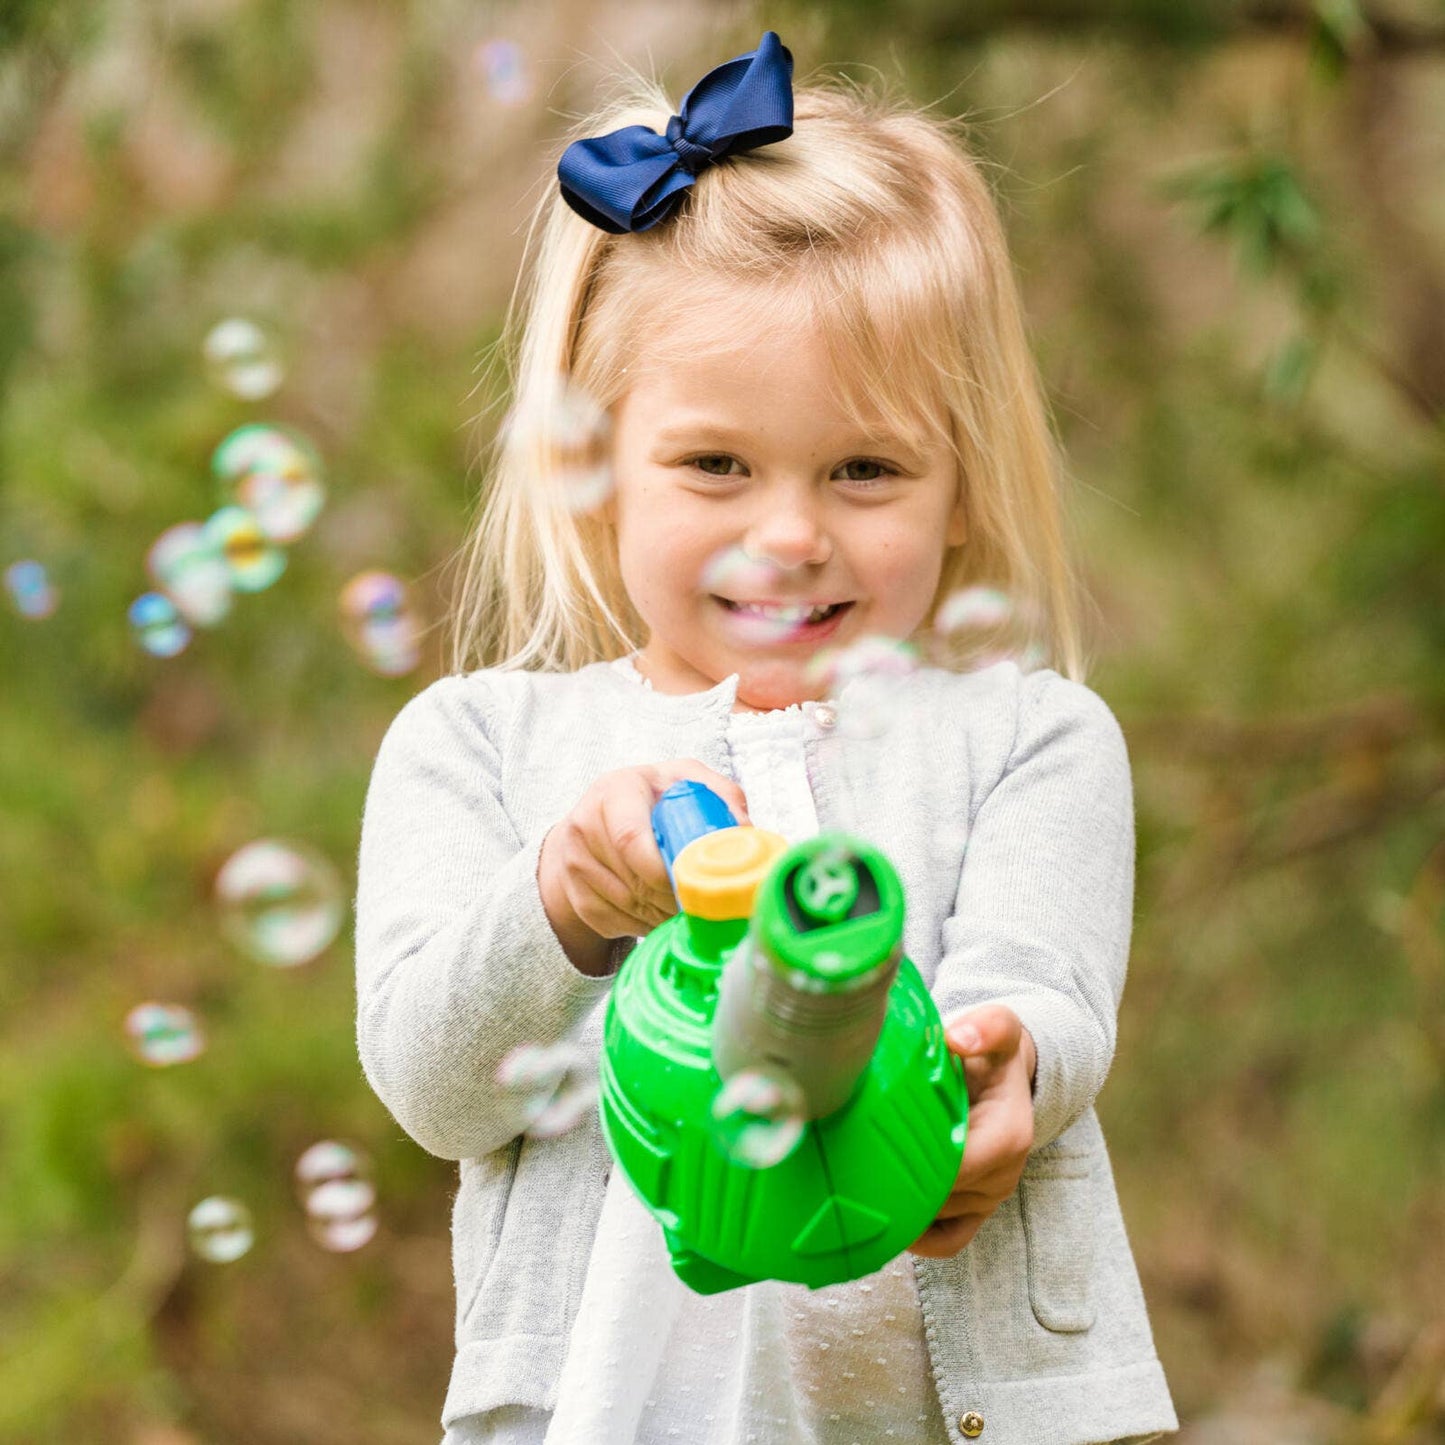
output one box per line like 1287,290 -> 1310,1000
354,676 -> 615,1160
932,671 -> 1136,1151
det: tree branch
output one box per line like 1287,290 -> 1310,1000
917,1 -> 1445,55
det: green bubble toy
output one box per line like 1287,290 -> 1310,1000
597,780 -> 968,1295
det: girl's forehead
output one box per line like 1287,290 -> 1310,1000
618,282 -> 950,449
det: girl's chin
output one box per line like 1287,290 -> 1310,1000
731,661 -> 828,712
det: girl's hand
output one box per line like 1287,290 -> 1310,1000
538,759 -> 751,976
908,1004 -> 1037,1259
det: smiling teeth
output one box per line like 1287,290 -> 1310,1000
728,601 -> 836,624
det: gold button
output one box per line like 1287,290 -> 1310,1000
959,1411 -> 985,1438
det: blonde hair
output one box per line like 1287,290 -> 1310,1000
450,66 -> 1094,684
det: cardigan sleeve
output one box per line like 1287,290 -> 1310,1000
353,674 -> 614,1161
930,671 -> 1136,1150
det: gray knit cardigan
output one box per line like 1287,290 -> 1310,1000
354,657 -> 1178,1445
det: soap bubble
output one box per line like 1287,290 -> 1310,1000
129,592 -> 192,658
496,1042 -> 599,1138
124,1002 -> 205,1066
805,635 -> 920,738
505,376 -> 613,513
204,505 -> 286,592
700,546 -> 791,600
211,423 -> 325,544
932,586 -> 1046,672
935,585 -> 1013,635
807,634 -> 920,689
214,839 -> 345,967
187,1196 -> 254,1263
709,1068 -> 807,1169
4,560 -> 58,619
700,547 -> 819,643
294,1142 -> 378,1252
474,38 -> 533,105
202,318 -> 284,401
147,523 -> 233,626
294,1139 -> 370,1197
338,570 -> 422,676
305,1178 -> 379,1252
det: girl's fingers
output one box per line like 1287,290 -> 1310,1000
562,758 -> 755,940
908,1214 -> 984,1258
644,760 -> 752,828
929,1188 -> 1001,1221
953,1090 -> 1034,1171
596,783 -> 677,912
573,870 -> 669,939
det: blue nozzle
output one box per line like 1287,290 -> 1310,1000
651,781 -> 738,891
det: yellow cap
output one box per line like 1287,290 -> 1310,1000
673,826 -> 790,921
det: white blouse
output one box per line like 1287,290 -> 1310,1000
530,659 -> 954,1444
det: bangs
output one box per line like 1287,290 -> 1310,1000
613,247 -> 960,463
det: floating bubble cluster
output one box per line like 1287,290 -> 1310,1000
339,571 -> 422,676
214,839 -> 346,968
187,1196 -> 254,1264
294,1141 -> 377,1252
495,1041 -> 599,1138
101,329 -> 418,1272
709,1068 -> 807,1169
4,559 -> 58,619
202,317 -> 285,401
212,424 -> 325,545
474,38 -> 533,106
124,1002 -> 206,1067
504,376 -> 614,514
129,410 -> 333,657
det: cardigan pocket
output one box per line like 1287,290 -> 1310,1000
1018,1144 -> 1098,1333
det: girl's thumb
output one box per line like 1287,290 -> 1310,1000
943,1004 -> 1021,1059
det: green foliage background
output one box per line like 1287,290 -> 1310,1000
1,1 -> 1442,1441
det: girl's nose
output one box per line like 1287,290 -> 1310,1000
742,496 -> 833,572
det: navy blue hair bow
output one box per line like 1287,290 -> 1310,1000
557,31 -> 794,235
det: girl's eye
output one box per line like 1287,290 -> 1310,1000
838,459 -> 893,485
690,454 -> 743,477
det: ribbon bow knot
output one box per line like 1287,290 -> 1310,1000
557,31 -> 794,234
664,115 -> 714,177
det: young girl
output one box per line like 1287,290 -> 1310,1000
355,31 -> 1177,1445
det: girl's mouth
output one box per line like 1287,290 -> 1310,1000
713,597 -> 854,642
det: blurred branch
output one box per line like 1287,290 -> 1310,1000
917,1 -> 1445,54
1349,1319 -> 1445,1444
1250,759 -> 1445,865
1143,719 -> 1445,912
1246,2 -> 1445,55
1332,313 -> 1445,434
1341,56 -> 1445,432
1127,690 -> 1428,764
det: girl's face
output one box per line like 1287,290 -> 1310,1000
605,301 -> 967,714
